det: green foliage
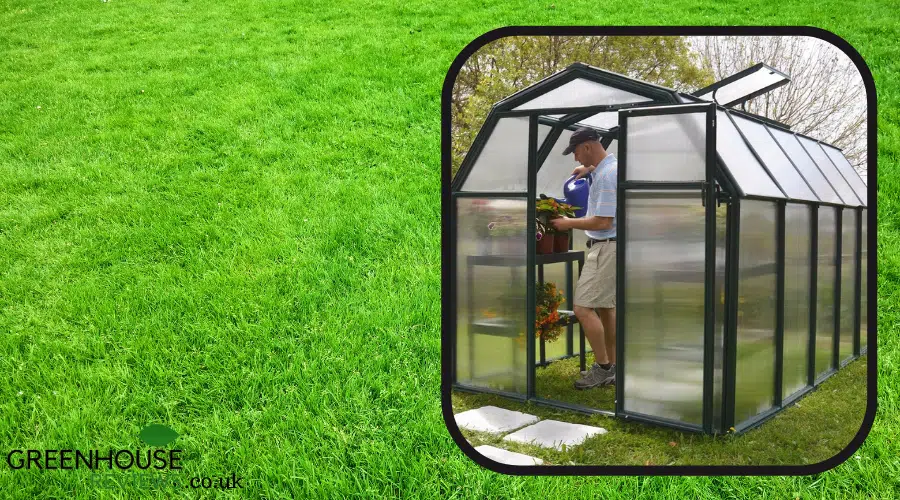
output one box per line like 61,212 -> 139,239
452,36 -> 716,176
535,281 -> 566,342
536,195 -> 580,219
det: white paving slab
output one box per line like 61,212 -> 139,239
502,419 -> 607,451
474,445 -> 544,465
454,406 -> 540,434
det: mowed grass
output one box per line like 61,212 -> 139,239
0,0 -> 898,498
453,356 -> 867,466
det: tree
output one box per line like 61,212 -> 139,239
693,36 -> 867,178
451,36 -> 715,177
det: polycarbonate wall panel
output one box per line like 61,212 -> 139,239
717,111 -> 784,198
536,128 -> 576,199
572,223 -> 589,253
822,145 -> 868,206
769,128 -> 842,204
455,197 -> 527,393
606,139 -> 618,157
840,209 -> 857,362
734,200 -> 777,425
623,190 -> 705,426
816,207 -> 838,378
462,117 -> 549,192
625,112 -> 706,182
731,115 -> 818,201
783,204 -> 813,398
798,137 -> 860,206
713,203 -> 727,432
513,78 -> 652,110
577,111 -> 618,130
861,209 -> 868,351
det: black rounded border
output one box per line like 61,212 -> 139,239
440,25 -> 877,476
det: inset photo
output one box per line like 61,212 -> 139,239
443,33 -> 872,469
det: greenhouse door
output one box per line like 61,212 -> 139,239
616,103 -> 717,433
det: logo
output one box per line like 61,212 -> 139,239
5,423 -> 243,491
139,424 -> 179,447
5,423 -> 183,471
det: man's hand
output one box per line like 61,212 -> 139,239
572,165 -> 594,180
550,217 -> 570,232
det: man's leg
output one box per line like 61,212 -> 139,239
572,243 -> 616,389
574,305 -> 609,365
597,307 -> 616,365
573,304 -> 614,389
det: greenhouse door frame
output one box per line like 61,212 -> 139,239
615,103 -> 719,434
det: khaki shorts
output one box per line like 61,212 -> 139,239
574,241 -> 616,309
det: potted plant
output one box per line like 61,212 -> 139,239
535,220 -> 553,254
536,195 -> 580,253
535,281 -> 565,342
552,226 -> 571,253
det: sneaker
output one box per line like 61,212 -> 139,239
580,363 -> 599,376
580,363 -> 616,377
574,363 -> 615,390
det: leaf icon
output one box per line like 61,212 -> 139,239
139,424 -> 179,446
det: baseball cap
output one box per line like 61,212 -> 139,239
562,127 -> 600,155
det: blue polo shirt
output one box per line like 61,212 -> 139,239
585,153 -> 617,240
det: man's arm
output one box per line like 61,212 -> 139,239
553,216 -> 612,232
572,165 -> 595,180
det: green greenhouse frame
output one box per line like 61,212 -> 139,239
447,62 -> 871,435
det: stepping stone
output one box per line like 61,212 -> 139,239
454,406 -> 539,434
474,445 -> 544,465
502,420 -> 607,451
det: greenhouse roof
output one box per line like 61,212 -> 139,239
454,63 -> 867,208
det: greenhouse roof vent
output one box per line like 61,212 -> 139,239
692,63 -> 791,108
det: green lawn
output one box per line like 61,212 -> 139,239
453,356 -> 866,466
1,0 -> 898,498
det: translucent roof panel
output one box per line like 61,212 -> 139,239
606,138 -> 618,157
625,110 -> 706,182
730,114 -> 818,201
821,144 -> 868,206
768,128 -> 842,204
513,78 -> 652,110
461,117 -> 550,192
716,111 -> 784,198
797,136 -> 861,206
575,111 -> 619,130
696,65 -> 789,107
536,128 -> 577,198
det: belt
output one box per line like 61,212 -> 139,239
587,238 -> 616,248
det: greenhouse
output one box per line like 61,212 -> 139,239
449,62 -> 869,435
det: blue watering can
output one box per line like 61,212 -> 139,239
562,173 -> 592,218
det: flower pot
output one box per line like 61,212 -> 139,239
537,212 -> 552,227
536,233 -> 554,254
553,231 -> 569,253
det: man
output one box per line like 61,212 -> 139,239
550,127 -> 617,390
